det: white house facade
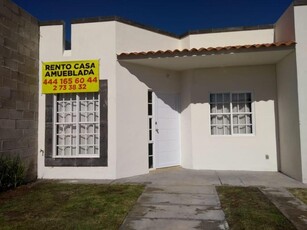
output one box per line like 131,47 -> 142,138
38,1 -> 307,183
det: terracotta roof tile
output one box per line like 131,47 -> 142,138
118,41 -> 295,59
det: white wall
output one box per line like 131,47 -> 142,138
115,62 -> 180,178
180,65 -> 278,171
182,29 -> 274,49
39,22 -> 118,179
180,36 -> 190,50
115,21 -> 275,53
276,51 -> 302,181
180,73 -> 193,168
39,25 -> 65,57
274,4 -> 295,42
294,5 -> 307,183
116,22 -> 179,53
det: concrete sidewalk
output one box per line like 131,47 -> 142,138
120,185 -> 228,230
116,167 -> 307,230
114,167 -> 307,188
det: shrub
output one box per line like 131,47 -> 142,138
0,155 -> 24,192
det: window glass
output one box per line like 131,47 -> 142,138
210,92 -> 253,135
148,91 -> 154,169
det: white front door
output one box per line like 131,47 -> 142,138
154,93 -> 180,168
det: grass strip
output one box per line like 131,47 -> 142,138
0,181 -> 144,230
216,186 -> 295,230
289,188 -> 307,204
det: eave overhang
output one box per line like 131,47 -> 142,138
117,41 -> 296,71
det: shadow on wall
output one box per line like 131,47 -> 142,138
119,61 -> 181,111
119,61 -> 276,111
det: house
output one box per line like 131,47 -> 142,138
38,0 -> 307,183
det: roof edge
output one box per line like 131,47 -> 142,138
117,41 -> 296,59
71,16 -> 179,38
39,20 -> 65,26
180,24 -> 274,38
293,0 -> 307,6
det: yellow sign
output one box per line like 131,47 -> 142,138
42,60 -> 99,94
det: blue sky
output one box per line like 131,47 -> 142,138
13,0 -> 293,39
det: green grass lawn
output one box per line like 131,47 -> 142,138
0,181 -> 144,230
217,186 -> 296,230
289,188 -> 307,204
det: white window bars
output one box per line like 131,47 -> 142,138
53,92 -> 100,157
210,92 -> 253,135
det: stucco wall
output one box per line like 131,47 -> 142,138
116,22 -> 179,53
184,29 -> 274,49
276,51 -> 301,181
180,73 -> 193,168
274,4 -> 295,42
294,5 -> 307,183
0,0 -> 39,181
181,65 -> 278,171
38,22 -> 117,179
115,21 -> 275,53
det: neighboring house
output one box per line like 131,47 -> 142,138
37,1 -> 307,183
0,0 -> 39,182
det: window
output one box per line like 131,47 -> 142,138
148,91 -> 154,168
210,92 -> 253,135
54,92 -> 100,157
